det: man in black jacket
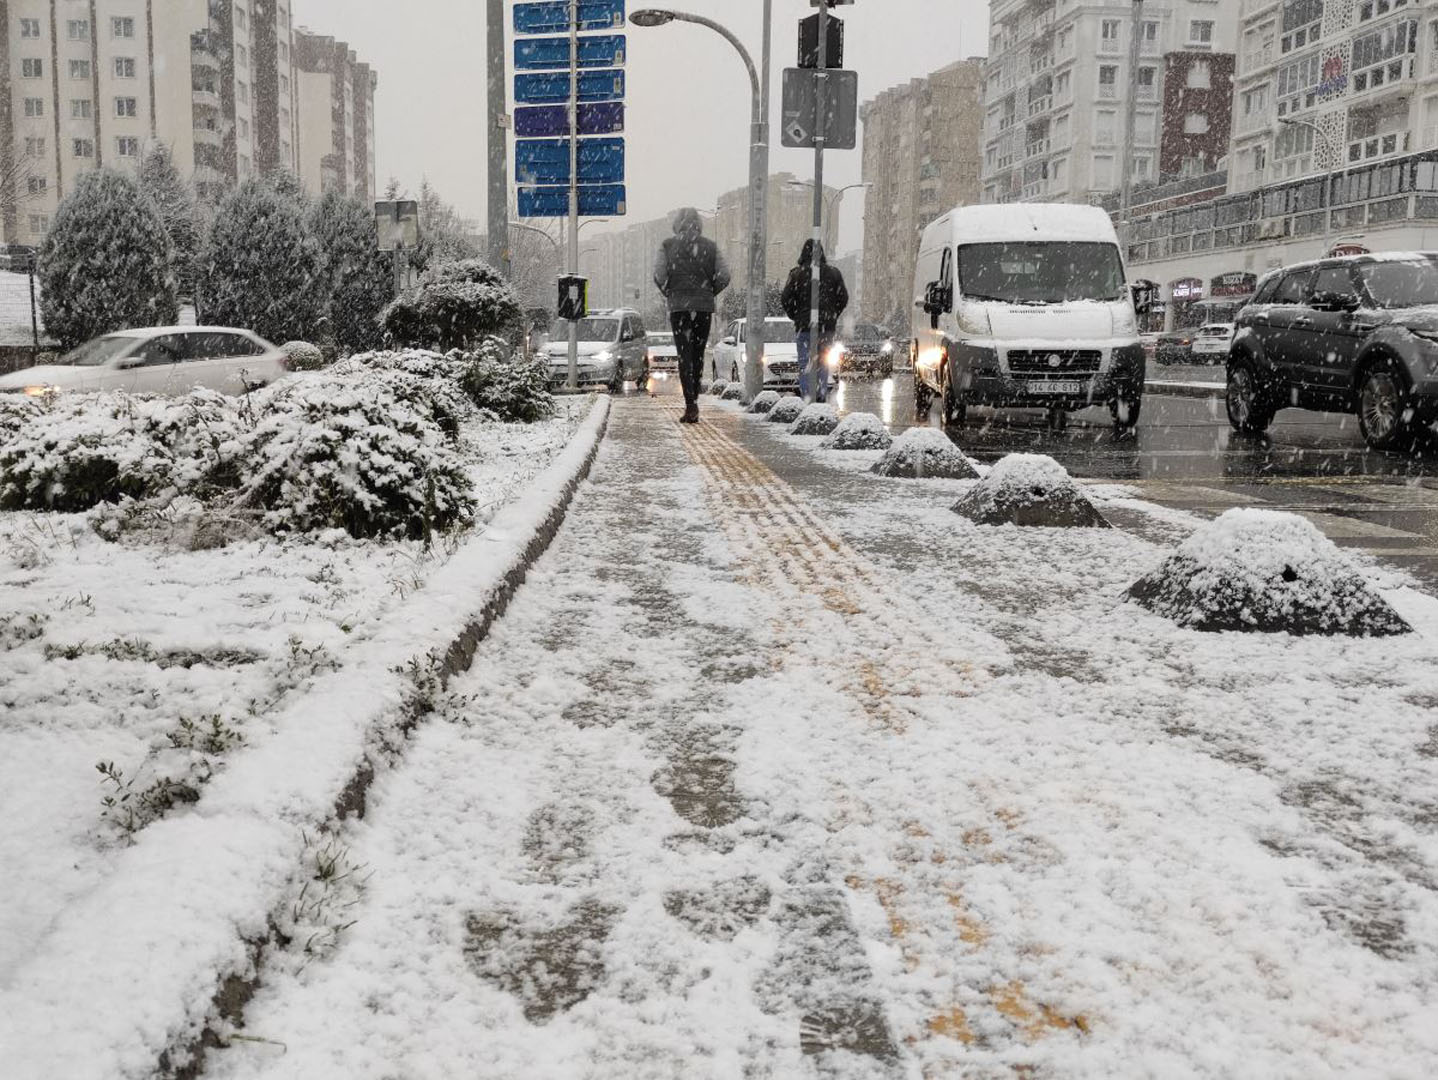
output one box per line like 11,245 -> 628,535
781,240 -> 848,403
654,208 -> 731,423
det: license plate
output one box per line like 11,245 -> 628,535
1025,380 -> 1085,395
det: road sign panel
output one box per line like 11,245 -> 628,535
517,184 -> 627,218
515,34 -> 626,71
780,67 -> 858,149
516,137 -> 625,185
514,69 -> 626,105
515,103 -> 625,137
513,1 -> 626,35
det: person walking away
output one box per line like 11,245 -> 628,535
654,208 -> 730,423
781,240 -> 849,403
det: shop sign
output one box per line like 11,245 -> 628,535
1210,271 -> 1257,297
1170,277 -> 1203,301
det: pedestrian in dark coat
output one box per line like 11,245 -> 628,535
654,207 -> 731,423
781,239 -> 848,402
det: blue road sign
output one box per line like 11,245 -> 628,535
515,34 -> 625,71
514,69 -> 625,105
517,185 -> 627,218
514,103 -> 625,137
513,1 -> 625,35
516,137 -> 625,185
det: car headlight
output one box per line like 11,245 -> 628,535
826,344 -> 843,369
593,350 -> 613,363
881,341 -> 894,354
24,384 -> 59,397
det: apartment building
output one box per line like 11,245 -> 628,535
980,0 -> 1240,204
713,171 -> 840,298
293,29 -> 377,202
859,58 -> 984,328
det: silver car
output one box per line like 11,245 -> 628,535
543,309 -> 649,392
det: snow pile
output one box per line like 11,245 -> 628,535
1128,508 -> 1411,635
820,411 -> 892,450
871,426 -> 978,479
280,341 -> 326,372
952,453 -> 1109,528
706,380 -> 728,397
747,390 -> 781,414
766,395 -> 805,423
788,403 -> 840,436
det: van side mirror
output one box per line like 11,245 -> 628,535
923,282 -> 951,328
721,336 -> 736,347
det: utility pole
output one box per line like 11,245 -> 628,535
745,1 -> 773,405
567,0 -> 580,390
486,0 -> 511,278
806,1 -> 830,402
1117,0 -> 1145,253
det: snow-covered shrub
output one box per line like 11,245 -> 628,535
310,191 -> 393,353
0,395 -> 41,446
721,383 -> 744,401
872,427 -> 978,479
708,381 -> 729,397
821,411 -> 892,450
766,395 -> 805,423
334,349 -> 473,436
199,178 -> 328,345
747,390 -> 781,414
450,338 -> 554,423
0,390 -> 245,512
788,403 -> 840,436
382,259 -> 522,352
281,341 -> 327,371
38,170 -> 179,349
1129,508 -> 1409,635
952,453 -> 1109,528
233,371 -> 474,539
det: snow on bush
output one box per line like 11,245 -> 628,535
788,403 -> 840,436
708,381 -> 729,397
721,383 -> 744,401
1128,508 -> 1410,635
310,191 -> 393,354
38,169 -> 179,349
0,395 -> 41,446
821,411 -> 892,450
952,453 -> 1109,528
335,350 -> 474,436
281,341 -> 327,372
766,395 -> 805,423
871,427 -> 978,479
455,338 -> 556,423
747,390 -> 781,414
383,259 -> 522,352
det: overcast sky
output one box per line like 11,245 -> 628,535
296,0 -> 990,251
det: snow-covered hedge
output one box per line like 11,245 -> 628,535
336,350 -> 474,437
789,403 -> 840,436
871,427 -> 978,479
821,411 -> 892,450
382,259 -> 522,352
281,341 -> 327,372
952,453 -> 1109,528
766,395 -> 805,424
747,390 -> 781,414
455,338 -> 556,423
1129,508 -> 1410,635
0,396 -> 42,445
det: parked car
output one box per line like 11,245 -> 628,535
1227,252 -> 1438,450
542,308 -> 648,392
645,330 -> 678,373
910,202 -> 1144,430
0,326 -> 287,397
1155,329 -> 1196,364
832,323 -> 895,378
711,316 -> 801,389
1190,323 -> 1235,362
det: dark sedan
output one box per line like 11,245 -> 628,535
832,323 -> 896,378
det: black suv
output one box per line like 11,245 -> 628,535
1227,252 -> 1438,449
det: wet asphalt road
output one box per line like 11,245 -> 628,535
643,369 -> 1438,592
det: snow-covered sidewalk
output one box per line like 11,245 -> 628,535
204,395 -> 1438,1079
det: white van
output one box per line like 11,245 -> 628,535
911,203 -> 1146,430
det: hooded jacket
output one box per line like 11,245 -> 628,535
654,208 -> 731,314
781,240 -> 849,334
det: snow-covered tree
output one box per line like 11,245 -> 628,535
417,179 -> 481,267
382,259 -> 522,352
310,191 -> 392,354
137,143 -> 200,294
271,170 -> 308,206
199,178 -> 327,344
38,169 -> 178,349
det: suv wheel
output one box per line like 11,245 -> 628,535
1226,362 -> 1276,435
1357,361 -> 1413,451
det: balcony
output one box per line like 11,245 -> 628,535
1028,95 -> 1052,116
192,125 -> 221,147
192,87 -> 221,111
191,49 -> 219,73
1098,84 -> 1118,100
1025,138 -> 1051,158
1029,53 -> 1053,74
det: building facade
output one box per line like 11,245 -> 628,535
713,171 -> 840,300
860,58 -> 984,329
980,0 -> 1240,205
293,29 -> 376,202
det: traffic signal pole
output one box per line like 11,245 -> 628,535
486,0 -> 511,279
567,0 -> 580,390
806,2 -> 830,402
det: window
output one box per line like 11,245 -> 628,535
114,57 -> 137,78
111,16 -> 135,38
238,117 -> 250,140
73,139 -> 94,158
72,100 -> 92,119
1184,113 -> 1211,134
234,5 -> 248,32
29,214 -> 49,235
1093,153 -> 1115,189
1138,66 -> 1157,96
23,98 -> 44,118
1276,53 -> 1322,111
1273,269 -> 1313,303
279,74 -> 289,96
1142,21 -> 1159,42
1096,109 -> 1117,144
278,42 -> 289,63
1281,0 -> 1323,53
1188,61 -> 1212,89
21,58 -> 43,79
20,18 -> 41,38
1243,85 -> 1269,116
27,177 -> 47,196
69,60 -> 91,80
116,97 -> 138,118
1351,20 -> 1416,92
116,136 -> 140,158
1134,155 -> 1152,180
1254,145 -> 1267,172
1276,121 -> 1314,156
1311,264 -> 1357,300
1189,20 -> 1214,44
1102,19 -> 1120,41
1099,65 -> 1118,98
235,44 -> 248,69
237,81 -> 249,104
1360,0 -> 1410,20
67,19 -> 90,41
25,137 -> 46,157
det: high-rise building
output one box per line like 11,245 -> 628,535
293,29 -> 377,202
714,172 -> 840,297
980,0 -> 1239,205
859,58 -> 984,328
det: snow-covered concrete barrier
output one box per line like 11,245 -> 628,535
871,427 -> 978,479
766,395 -> 805,424
951,453 -> 1109,528
746,389 -> 781,414
0,395 -> 613,1080
820,411 -> 892,450
721,383 -> 744,401
788,403 -> 840,436
1128,507 -> 1411,635
707,380 -> 728,397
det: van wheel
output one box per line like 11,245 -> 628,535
1358,359 -> 1414,451
1109,395 -> 1141,434
914,372 -> 933,417
940,366 -> 967,427
1226,362 -> 1276,434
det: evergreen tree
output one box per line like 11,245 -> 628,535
271,169 -> 308,205
199,178 -> 327,344
137,143 -> 200,295
383,258 -> 522,351
310,190 -> 392,354
416,178 -> 481,268
38,169 -> 178,349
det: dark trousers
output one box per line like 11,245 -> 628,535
671,310 -> 712,404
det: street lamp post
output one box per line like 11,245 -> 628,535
1278,116 -> 1342,255
631,6 -> 772,404
785,179 -> 871,243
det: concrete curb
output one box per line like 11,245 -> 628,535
0,396 -> 613,1080
1145,379 -> 1224,400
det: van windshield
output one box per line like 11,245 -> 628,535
958,242 -> 1127,305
